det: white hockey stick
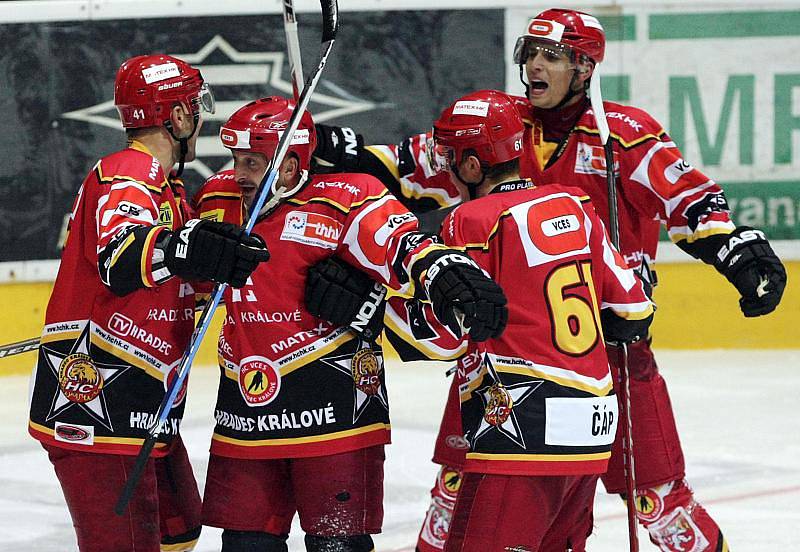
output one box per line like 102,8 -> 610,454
283,0 -> 305,99
114,0 -> 339,516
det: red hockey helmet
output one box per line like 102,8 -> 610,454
219,96 -> 317,172
513,8 -> 605,65
429,89 -> 525,173
114,54 -> 214,129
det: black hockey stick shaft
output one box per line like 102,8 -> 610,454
604,139 -> 639,552
114,0 -> 339,517
590,67 -> 639,551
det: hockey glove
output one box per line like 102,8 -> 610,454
601,309 -> 654,345
305,257 -> 387,342
163,219 -> 270,288
312,124 -> 364,172
416,249 -> 508,342
713,226 -> 786,317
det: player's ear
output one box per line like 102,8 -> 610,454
169,103 -> 193,138
464,154 -> 483,181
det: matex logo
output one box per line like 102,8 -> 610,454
452,100 -> 490,118
280,211 -> 342,250
142,62 -> 180,84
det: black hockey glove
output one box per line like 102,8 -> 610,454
713,226 -> 786,317
601,309 -> 654,345
312,124 -> 364,172
305,257 -> 387,342
162,219 -> 270,288
415,249 -> 508,342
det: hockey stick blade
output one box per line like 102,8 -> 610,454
114,0 -> 339,517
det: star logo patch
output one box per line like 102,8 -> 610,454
320,343 -> 388,424
41,324 -> 130,431
470,355 -> 542,450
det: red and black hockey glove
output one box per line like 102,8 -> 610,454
305,257 -> 387,342
163,219 -> 270,288
415,249 -> 508,342
713,226 -> 786,317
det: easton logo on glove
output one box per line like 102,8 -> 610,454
350,283 -> 387,337
174,218 -> 202,260
715,228 -> 766,266
423,252 -> 481,297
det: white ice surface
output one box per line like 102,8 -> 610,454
2,350 -> 799,551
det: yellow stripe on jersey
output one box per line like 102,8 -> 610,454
383,314 -> 464,361
29,420 -> 169,449
459,363 -> 613,398
461,210 -> 513,251
140,227 -> 162,288
160,537 -> 200,552
287,195 -> 350,214
466,450 -> 611,462
108,231 -> 136,270
211,422 -> 391,447
91,336 -> 165,382
221,332 -> 357,381
574,125 -> 665,149
364,145 -> 401,181
670,226 -> 734,244
40,331 -> 83,345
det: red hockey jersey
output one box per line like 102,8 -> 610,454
208,171 -> 441,459
362,98 -> 735,272
396,183 -> 652,476
28,141 -> 195,456
520,99 -> 735,270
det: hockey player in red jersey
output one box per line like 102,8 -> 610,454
197,96 -> 508,552
317,89 -> 654,550
26,55 -> 269,552
309,9 -> 787,551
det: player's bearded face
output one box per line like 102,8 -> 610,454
232,151 -> 269,207
524,41 -> 577,109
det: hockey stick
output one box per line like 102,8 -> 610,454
590,64 -> 640,552
283,0 -> 305,99
0,336 -> 40,359
114,0 -> 339,516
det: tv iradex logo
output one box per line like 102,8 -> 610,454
62,35 -> 382,179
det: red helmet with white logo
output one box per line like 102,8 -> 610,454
220,96 -> 317,171
114,54 -> 214,129
513,8 -> 605,65
429,89 -> 525,172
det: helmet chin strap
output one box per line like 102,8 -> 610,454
165,113 -> 200,178
258,169 -> 310,218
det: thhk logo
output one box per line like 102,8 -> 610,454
62,36 -> 384,179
